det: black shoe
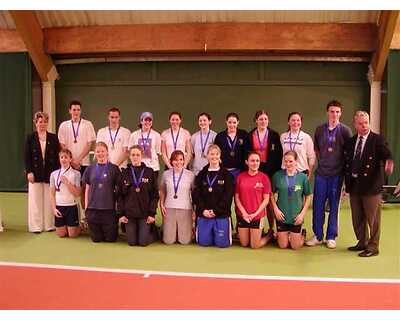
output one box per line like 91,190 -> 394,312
348,244 -> 366,251
33,231 -> 41,234
358,250 -> 379,257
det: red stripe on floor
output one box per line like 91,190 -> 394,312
0,265 -> 399,309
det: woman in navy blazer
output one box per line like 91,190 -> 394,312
24,112 -> 60,233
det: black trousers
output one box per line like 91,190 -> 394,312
125,218 -> 155,246
86,209 -> 118,243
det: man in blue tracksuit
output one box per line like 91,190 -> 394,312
306,100 -> 352,249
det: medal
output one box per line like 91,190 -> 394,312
256,128 -> 269,152
140,128 -> 151,153
130,166 -> 145,194
108,126 -> 120,151
170,128 -> 181,151
95,163 -> 109,189
226,134 -> 237,158
288,131 -> 300,151
172,168 -> 184,200
285,170 -> 297,198
200,130 -> 211,157
206,172 -> 218,193
326,123 -> 340,154
71,119 -> 81,144
55,166 -> 71,192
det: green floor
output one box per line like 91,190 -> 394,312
0,192 -> 399,279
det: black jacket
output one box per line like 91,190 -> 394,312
343,131 -> 392,195
24,131 -> 60,183
214,129 -> 250,171
117,163 -> 159,219
248,127 -> 283,178
192,165 -> 234,218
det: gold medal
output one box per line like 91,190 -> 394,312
328,147 -> 333,152
98,183 -> 103,189
135,187 -> 140,193
230,151 -> 235,157
208,187 -> 213,192
173,194 -> 178,199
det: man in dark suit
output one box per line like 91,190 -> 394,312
343,111 -> 394,257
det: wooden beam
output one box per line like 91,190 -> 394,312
370,10 -> 399,81
8,10 -> 58,81
390,16 -> 400,49
0,28 -> 26,52
44,22 -> 377,56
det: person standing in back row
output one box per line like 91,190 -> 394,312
96,107 -> 131,169
58,100 -> 96,225
306,100 -> 352,249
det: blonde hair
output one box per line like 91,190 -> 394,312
207,144 -> 221,155
95,141 -> 108,151
33,111 -> 49,124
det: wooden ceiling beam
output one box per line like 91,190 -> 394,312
0,28 -> 26,52
370,10 -> 399,81
390,15 -> 400,49
44,22 -> 377,56
8,10 -> 58,81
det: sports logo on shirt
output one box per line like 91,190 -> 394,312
254,182 -> 264,189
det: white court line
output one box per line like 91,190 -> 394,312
0,261 -> 399,284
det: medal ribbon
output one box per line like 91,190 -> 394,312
170,128 -> 181,151
71,119 -> 81,143
172,169 -> 184,196
140,128 -> 152,152
288,131 -> 300,151
206,172 -> 219,190
56,166 -> 71,190
200,130 -> 211,156
226,134 -> 237,153
95,163 -> 109,184
256,129 -> 269,151
285,170 -> 297,197
108,126 -> 120,149
130,166 -> 145,190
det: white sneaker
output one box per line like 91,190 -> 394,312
326,239 -> 336,249
305,236 -> 323,246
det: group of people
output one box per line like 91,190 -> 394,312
22,99 -> 395,257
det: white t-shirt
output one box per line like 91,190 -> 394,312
190,129 -> 217,175
129,128 -> 161,171
97,126 -> 131,168
50,167 -> 81,206
280,130 -> 316,172
161,168 -> 194,210
58,119 -> 96,166
161,127 -> 191,160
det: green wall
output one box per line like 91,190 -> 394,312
386,51 -> 400,200
55,61 -> 369,136
0,53 -> 32,191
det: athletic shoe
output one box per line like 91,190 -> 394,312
305,235 -> 323,246
326,239 -> 336,249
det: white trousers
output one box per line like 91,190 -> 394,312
0,207 -> 3,232
28,182 -> 54,232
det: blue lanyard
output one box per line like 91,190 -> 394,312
108,126 -> 120,148
226,134 -> 237,152
172,169 -> 184,196
95,163 -> 109,183
71,119 -> 81,143
206,171 -> 219,190
326,123 -> 340,150
200,130 -> 211,156
256,129 -> 269,151
285,170 -> 297,197
55,166 -> 70,191
170,128 -> 181,151
288,131 -> 300,151
130,166 -> 145,189
140,128 -> 151,152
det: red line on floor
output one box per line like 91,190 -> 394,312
0,265 -> 399,309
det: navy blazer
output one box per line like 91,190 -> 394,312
343,131 -> 392,195
24,131 -> 60,183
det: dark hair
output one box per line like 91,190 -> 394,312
69,100 -> 82,109
287,111 -> 303,131
253,110 -> 269,122
225,112 -> 239,121
59,148 -> 72,158
247,151 -> 261,160
169,150 -> 185,166
129,145 -> 144,155
326,100 -> 343,111
169,111 -> 182,120
284,150 -> 298,161
198,112 -> 212,121
108,107 -> 121,115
